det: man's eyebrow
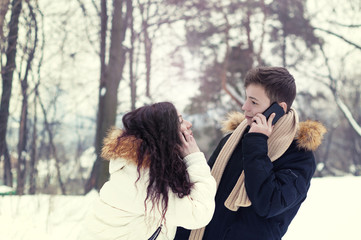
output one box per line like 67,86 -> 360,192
249,96 -> 258,101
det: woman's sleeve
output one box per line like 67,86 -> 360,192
164,152 -> 217,229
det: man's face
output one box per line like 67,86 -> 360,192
242,84 -> 271,126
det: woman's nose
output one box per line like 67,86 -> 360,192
185,120 -> 192,129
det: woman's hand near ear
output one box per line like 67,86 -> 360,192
179,131 -> 200,158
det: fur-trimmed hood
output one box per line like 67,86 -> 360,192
101,128 -> 149,167
221,111 -> 327,151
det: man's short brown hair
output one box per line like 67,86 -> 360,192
244,66 -> 296,112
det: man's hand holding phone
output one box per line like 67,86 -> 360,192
250,102 -> 285,137
250,112 -> 276,137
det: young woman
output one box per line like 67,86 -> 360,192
80,102 -> 216,240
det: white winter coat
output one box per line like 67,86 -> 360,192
80,152 -> 216,240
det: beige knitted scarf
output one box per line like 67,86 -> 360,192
189,108 -> 299,240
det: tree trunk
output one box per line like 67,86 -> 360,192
129,1 -> 135,110
256,0 -> 266,65
221,17 -> 243,107
0,0 -> 10,41
0,0 -> 22,183
38,94 -> 66,195
16,79 -> 28,195
84,0 -> 108,194
282,29 -> 287,67
16,0 -> 38,195
26,1 -> 39,195
138,2 -> 151,97
29,93 -> 38,194
144,24 -> 152,98
3,141 -> 12,186
85,0 -> 132,193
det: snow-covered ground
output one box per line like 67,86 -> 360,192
0,176 -> 360,240
284,176 -> 361,240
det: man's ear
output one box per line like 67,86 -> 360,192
279,102 -> 287,113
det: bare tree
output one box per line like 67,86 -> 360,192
85,0 -> 132,193
314,27 -> 361,51
38,90 -> 66,194
76,0 -> 100,54
0,0 -> 10,49
15,0 -> 39,195
28,90 -> 38,194
177,0 -> 319,114
129,0 -> 136,110
319,44 -> 361,137
305,0 -> 361,139
138,0 -> 153,98
0,0 -> 22,187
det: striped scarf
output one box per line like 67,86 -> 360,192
189,108 -> 299,240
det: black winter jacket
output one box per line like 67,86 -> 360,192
175,121 -> 323,240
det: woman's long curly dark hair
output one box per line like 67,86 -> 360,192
120,102 -> 193,216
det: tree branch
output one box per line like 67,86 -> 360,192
314,27 -> 361,51
76,0 -> 99,54
319,43 -> 361,137
327,20 -> 361,28
335,97 -> 361,136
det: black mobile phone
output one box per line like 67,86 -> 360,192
262,102 -> 285,125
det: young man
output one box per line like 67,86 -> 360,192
175,66 -> 326,240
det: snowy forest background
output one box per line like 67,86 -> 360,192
0,0 -> 360,205
1,0 -> 361,239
